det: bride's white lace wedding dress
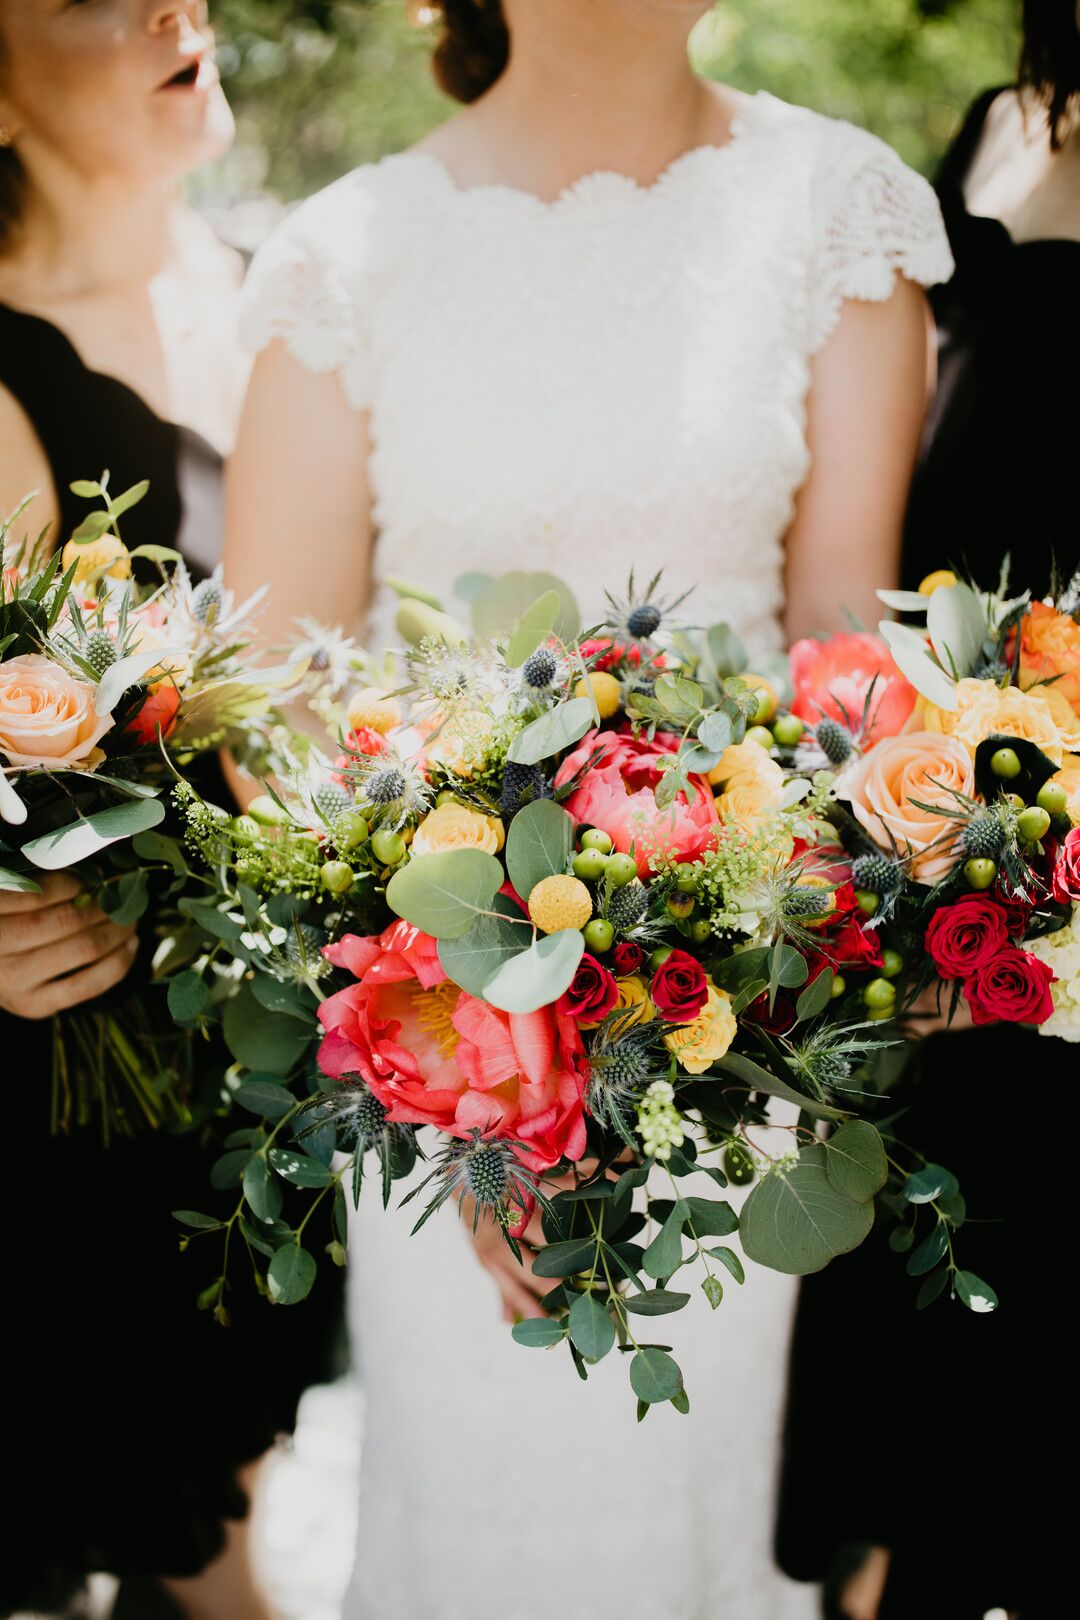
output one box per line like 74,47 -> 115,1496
242,90 -> 951,1620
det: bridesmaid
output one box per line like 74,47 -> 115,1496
0,5 -> 340,1616
775,5 -> 1079,1618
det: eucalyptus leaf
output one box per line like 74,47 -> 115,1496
505,797 -> 575,900
717,1050 -> 847,1122
386,849 -> 504,940
94,644 -> 185,716
879,620 -> 958,711
568,1293 -> 616,1362
234,1080 -> 297,1120
702,1275 -> 724,1310
906,1223 -> 949,1277
472,571 -> 581,644
0,774 -> 28,827
506,589 -> 563,667
223,989 -> 312,1076
739,1143 -> 873,1275
707,1246 -> 745,1285
269,1149 -> 333,1188
267,1244 -> 317,1305
877,589 -> 931,614
172,1209 -> 222,1231
916,1269 -> 949,1310
622,1289 -> 691,1317
22,797 -> 164,870
707,623 -> 747,677
243,1156 -> 284,1224
100,867 -> 149,926
902,1164 -> 960,1205
823,1121 -> 887,1204
167,970 -> 209,1023
697,710 -> 734,753
529,1237 -> 599,1279
643,1201 -> 689,1280
0,864 -> 40,893
926,580 -> 986,680
955,1270 -> 998,1313
437,893 -> 532,996
511,1317 -> 568,1348
629,1348 -> 684,1405
482,927 -> 584,1014
507,697 -> 595,766
796,968 -> 834,1022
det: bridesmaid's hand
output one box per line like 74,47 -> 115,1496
0,873 -> 139,1020
839,1546 -> 891,1620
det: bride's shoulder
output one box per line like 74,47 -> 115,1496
748,91 -> 931,193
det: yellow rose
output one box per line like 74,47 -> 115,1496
410,802 -> 505,857
0,654 -> 114,768
664,983 -> 738,1075
920,678 -> 1066,766
346,688 -> 403,736
1030,681 -> 1080,754
707,740 -> 782,790
61,533 -> 130,584
1051,755 -> 1080,823
714,774 -> 784,832
610,975 -> 656,1032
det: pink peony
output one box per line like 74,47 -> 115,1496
555,727 -> 719,878
790,632 -> 916,744
317,921 -> 587,1169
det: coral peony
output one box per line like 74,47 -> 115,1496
555,727 -> 719,878
789,632 -> 916,743
317,922 -> 587,1168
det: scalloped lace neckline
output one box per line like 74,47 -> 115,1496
383,89 -> 774,209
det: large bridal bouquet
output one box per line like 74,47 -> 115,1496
0,480 -> 290,1136
169,573 -> 913,1409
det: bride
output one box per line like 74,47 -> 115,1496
225,3 -> 951,1615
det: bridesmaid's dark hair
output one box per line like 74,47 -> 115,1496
1020,0 -> 1080,148
423,0 -> 509,104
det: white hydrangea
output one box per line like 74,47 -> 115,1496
1025,906 -> 1080,1041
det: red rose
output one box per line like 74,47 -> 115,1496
1052,828 -> 1080,904
744,988 -> 798,1035
650,949 -> 708,1021
925,895 -> 1011,980
612,942 -> 645,975
558,954 -> 619,1024
825,897 -> 885,972
992,880 -> 1035,940
963,947 -> 1056,1026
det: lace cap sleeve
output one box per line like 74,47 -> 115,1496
807,121 -> 954,352
239,174 -> 374,410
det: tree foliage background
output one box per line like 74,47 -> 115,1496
208,0 -> 1021,204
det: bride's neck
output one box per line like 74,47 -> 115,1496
463,2 -> 719,194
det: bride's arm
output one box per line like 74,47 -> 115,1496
222,340 -> 374,804
783,276 -> 932,642
225,339 -> 374,645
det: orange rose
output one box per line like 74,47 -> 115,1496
1014,601 -> 1080,717
841,730 -> 974,885
0,654 -> 113,768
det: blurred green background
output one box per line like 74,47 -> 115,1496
209,0 -> 1021,204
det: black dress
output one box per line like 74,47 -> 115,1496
775,91 -> 1077,1620
0,303 -> 343,1614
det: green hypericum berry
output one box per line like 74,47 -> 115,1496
745,725 -> 775,751
573,847 -> 609,882
232,814 -> 260,844
881,948 -> 904,979
321,861 -> 355,895
674,863 -> 699,894
772,713 -> 805,747
724,1142 -> 756,1186
583,917 -> 615,953
964,857 -> 997,890
690,918 -> 712,944
854,889 -> 880,916
83,628 -> 117,676
962,810 -> 1006,859
863,977 -> 896,1010
990,747 -> 1022,779
831,973 -> 847,998
666,893 -> 695,920
335,811 -> 369,850
314,781 -> 353,824
1017,805 -> 1051,842
247,794 -> 292,828
607,880 -> 649,929
815,717 -> 854,765
370,829 -> 406,865
605,852 -> 638,888
648,946 -> 674,971
1003,793 -> 1025,811
581,828 -> 613,854
1036,781 -> 1069,816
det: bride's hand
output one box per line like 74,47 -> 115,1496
466,1197 -> 553,1322
0,873 -> 138,1020
898,982 -> 975,1039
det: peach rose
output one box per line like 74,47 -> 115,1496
410,801 -> 505,857
841,730 -> 974,884
1013,601 -> 1080,717
0,654 -> 114,768
1051,755 -> 1080,824
920,678 -> 1066,766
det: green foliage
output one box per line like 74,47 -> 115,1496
207,0 -> 1019,208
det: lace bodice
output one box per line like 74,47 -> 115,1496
242,90 -> 952,656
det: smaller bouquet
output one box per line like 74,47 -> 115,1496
0,479 -> 289,1136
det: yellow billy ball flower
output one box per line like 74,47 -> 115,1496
574,670 -> 622,719
918,569 -> 957,595
346,688 -> 404,736
62,534 -> 130,584
527,873 -> 593,934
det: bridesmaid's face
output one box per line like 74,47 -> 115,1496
0,1 -> 234,186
